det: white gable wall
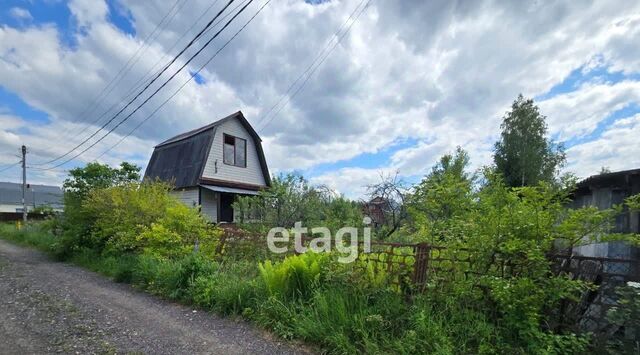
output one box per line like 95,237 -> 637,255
201,188 -> 219,222
202,118 -> 266,186
170,188 -> 199,208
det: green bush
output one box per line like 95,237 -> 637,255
258,252 -> 326,299
56,179 -> 221,260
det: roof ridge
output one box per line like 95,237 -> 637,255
155,111 -> 242,147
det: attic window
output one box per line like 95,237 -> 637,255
223,134 -> 246,168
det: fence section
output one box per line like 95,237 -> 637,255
217,226 -> 640,341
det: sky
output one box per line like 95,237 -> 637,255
0,0 -> 639,199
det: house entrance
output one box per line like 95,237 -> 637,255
219,192 -> 235,223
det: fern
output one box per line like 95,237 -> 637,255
258,252 -> 326,299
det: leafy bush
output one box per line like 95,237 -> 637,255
56,178 -> 221,260
258,252 -> 326,299
234,173 -> 364,234
137,203 -> 220,258
606,282 -> 640,352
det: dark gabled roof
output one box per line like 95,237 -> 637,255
144,111 -> 271,188
0,182 -> 63,208
144,127 -> 215,188
576,168 -> 640,191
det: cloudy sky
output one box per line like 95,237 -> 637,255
0,0 -> 639,198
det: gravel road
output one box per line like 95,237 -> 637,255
0,239 -> 308,354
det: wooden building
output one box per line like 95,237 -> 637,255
144,111 -> 271,223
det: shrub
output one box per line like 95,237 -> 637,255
83,182 -> 175,254
137,203 -> 220,259
56,179 -> 221,260
258,252 -> 326,299
190,261 -> 264,315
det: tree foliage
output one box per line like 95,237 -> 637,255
494,94 -> 566,187
63,162 -> 140,198
408,147 -> 475,242
233,173 -> 363,232
55,162 -> 219,259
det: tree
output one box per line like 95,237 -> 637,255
408,147 -> 475,242
365,171 -> 409,239
233,173 -> 363,232
493,94 -> 566,187
599,166 -> 611,174
57,162 -> 141,258
63,162 -> 141,199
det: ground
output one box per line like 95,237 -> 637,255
0,239 -> 307,354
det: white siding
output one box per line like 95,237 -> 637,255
202,118 -> 266,186
201,188 -> 219,222
170,187 -> 199,208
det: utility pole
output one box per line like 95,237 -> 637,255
21,145 -> 27,222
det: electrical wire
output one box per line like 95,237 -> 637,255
34,0 -> 257,170
257,0 -> 371,132
94,0 -> 270,161
33,0 -> 237,167
51,0 -> 188,145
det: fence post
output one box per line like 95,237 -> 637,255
215,231 -> 227,256
412,243 -> 430,291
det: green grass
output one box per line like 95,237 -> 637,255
0,222 -> 592,354
0,222 -> 57,253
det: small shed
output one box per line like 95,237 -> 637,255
570,168 -> 640,259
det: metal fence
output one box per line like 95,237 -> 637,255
217,226 -> 639,333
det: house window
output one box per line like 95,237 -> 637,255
223,134 -> 247,167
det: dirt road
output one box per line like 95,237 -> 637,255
0,239 -> 304,354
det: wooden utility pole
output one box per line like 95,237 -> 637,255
21,145 -> 27,222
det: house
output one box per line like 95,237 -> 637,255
570,168 -> 640,259
0,181 -> 63,220
143,111 -> 271,223
362,196 -> 390,228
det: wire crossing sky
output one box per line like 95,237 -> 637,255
0,0 -> 639,198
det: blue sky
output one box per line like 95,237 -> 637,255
1,1 -> 639,198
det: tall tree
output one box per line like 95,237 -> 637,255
493,94 -> 566,187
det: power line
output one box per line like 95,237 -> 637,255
35,0 -> 256,170
48,0 -> 188,147
257,0 -> 371,132
32,0 -> 222,167
32,0 -> 238,167
0,161 -> 20,173
95,0 -> 270,161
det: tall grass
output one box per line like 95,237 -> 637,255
0,222 -> 592,354
0,222 -> 57,253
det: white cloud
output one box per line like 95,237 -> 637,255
310,166 -> 398,200
0,0 -> 639,192
540,81 -> 640,139
566,113 -> 640,178
8,7 -> 33,22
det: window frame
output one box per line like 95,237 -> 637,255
222,133 -> 247,168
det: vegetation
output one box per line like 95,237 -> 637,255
494,94 -> 566,187
233,173 -> 365,233
2,99 -> 640,355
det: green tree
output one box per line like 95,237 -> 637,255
234,173 -> 363,232
493,94 -> 566,187
56,162 -> 141,258
63,162 -> 141,199
408,147 -> 475,242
